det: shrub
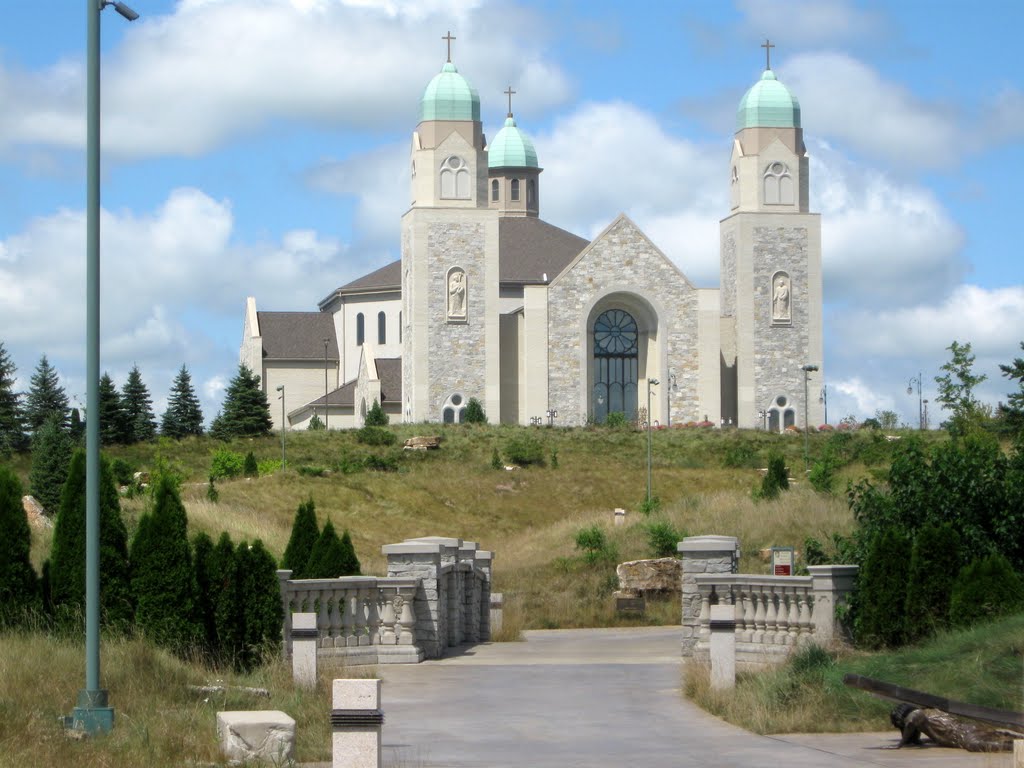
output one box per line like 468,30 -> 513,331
723,440 -> 758,469
298,465 -> 328,477
808,445 -> 840,494
257,458 -> 281,475
505,434 -> 545,466
0,465 -> 38,625
210,448 -> 244,479
191,531 -> 216,655
638,496 -> 662,516
208,532 -> 242,666
463,398 -> 487,424
646,520 -> 684,558
364,399 -> 389,426
755,452 -> 789,500
490,447 -> 502,470
308,413 -> 325,431
853,528 -> 911,648
903,522 -> 962,642
949,553 -> 1024,629
574,525 -> 616,565
335,452 -> 365,475
206,475 -> 219,503
306,520 -> 359,578
550,448 -> 559,469
605,412 -> 627,429
802,536 -> 829,566
243,451 -> 258,478
110,457 -> 135,487
356,425 -> 397,446
338,529 -> 361,576
282,497 -> 320,580
236,539 -> 283,671
363,453 -> 400,472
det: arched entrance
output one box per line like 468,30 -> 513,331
592,308 -> 639,423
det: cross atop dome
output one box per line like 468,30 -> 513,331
442,30 -> 456,63
761,38 -> 774,70
504,85 -> 516,118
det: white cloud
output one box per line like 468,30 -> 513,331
0,0 -> 570,159
738,0 -> 888,47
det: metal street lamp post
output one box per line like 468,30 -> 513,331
801,364 -> 819,472
646,378 -> 659,504
276,385 -> 286,470
546,408 -> 557,427
907,373 -> 923,430
71,0 -> 138,736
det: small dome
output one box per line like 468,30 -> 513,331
736,70 -> 801,131
487,116 -> 539,169
419,62 -> 481,122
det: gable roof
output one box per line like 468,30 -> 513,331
336,260 -> 401,293
257,312 -> 338,360
375,357 -> 402,402
499,217 -> 588,284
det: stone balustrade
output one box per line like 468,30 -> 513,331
278,536 -> 493,665
678,535 -> 856,668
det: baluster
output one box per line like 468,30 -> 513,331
797,589 -> 813,644
397,589 -> 416,646
698,587 -> 712,646
380,591 -> 397,645
321,588 -> 337,648
741,587 -> 755,642
352,588 -> 368,646
764,585 -> 778,644
787,586 -> 801,644
365,589 -> 382,646
316,589 -> 332,648
751,587 -> 764,644
337,588 -> 353,647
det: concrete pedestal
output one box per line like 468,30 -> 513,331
709,604 -> 736,690
332,679 -> 383,768
292,612 -> 318,689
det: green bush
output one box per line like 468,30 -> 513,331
243,451 -> 258,478
298,465 -> 328,477
949,553 -> 1024,629
206,475 -> 218,503
282,497 -> 319,580
574,525 -> 616,565
307,413 -> 325,431
802,536 -> 829,566
363,453 -> 400,472
903,522 -> 962,642
755,452 -> 789,500
210,448 -> 244,479
335,452 -> 365,475
257,458 -> 281,475
550,448 -> 559,469
463,398 -> 487,424
490,447 -> 502,470
723,440 -> 758,468
809,444 -> 840,494
305,520 -> 360,578
110,457 -> 135,487
645,520 -> 683,558
505,434 -> 545,466
0,465 -> 38,625
236,539 -> 283,671
364,399 -> 389,427
356,425 -> 397,446
605,412 -> 627,429
853,528 -> 911,648
638,496 -> 662,516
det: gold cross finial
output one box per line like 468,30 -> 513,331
504,85 -> 516,118
442,31 -> 456,63
761,38 -> 775,70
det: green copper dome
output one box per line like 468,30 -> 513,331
487,116 -> 539,169
419,61 -> 481,122
736,70 -> 801,131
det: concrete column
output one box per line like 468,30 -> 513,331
678,535 -> 739,656
331,679 -> 382,768
709,604 -> 736,690
807,565 -> 858,645
383,542 -> 443,658
475,550 -> 493,640
291,612 -> 318,689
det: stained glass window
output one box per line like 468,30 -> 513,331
592,309 -> 639,423
593,309 -> 638,356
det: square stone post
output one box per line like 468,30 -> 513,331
383,541 -> 443,658
332,679 -> 382,768
292,612 -> 318,689
475,550 -> 493,640
709,604 -> 736,690
678,535 -> 739,656
807,565 -> 858,645
277,569 -> 293,656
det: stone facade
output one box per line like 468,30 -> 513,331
678,535 -> 740,655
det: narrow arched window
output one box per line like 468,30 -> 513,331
763,162 -> 793,205
511,178 -> 520,201
377,311 -> 386,344
356,313 -> 364,346
527,179 -> 536,206
491,179 -> 499,201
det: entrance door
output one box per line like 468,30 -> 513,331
592,309 -> 639,423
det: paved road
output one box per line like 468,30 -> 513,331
376,627 -> 1013,768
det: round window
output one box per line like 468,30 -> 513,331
775,395 -> 787,407
771,162 -> 784,175
451,394 -> 463,406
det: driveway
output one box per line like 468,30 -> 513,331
376,626 -> 1013,767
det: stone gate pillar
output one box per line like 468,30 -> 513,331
678,535 -> 739,656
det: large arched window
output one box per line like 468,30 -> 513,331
377,311 -> 386,344
356,313 -> 364,346
440,155 -> 470,200
592,309 -> 639,424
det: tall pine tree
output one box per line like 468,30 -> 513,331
98,372 -> 128,445
130,473 -> 200,652
217,364 -> 272,438
237,539 -> 283,671
0,464 -> 38,625
0,342 -> 26,454
48,450 -> 133,629
305,519 -> 360,578
161,364 -> 204,438
25,355 -> 69,434
28,413 -> 74,514
121,364 -> 156,443
210,531 -> 243,667
282,497 -> 320,579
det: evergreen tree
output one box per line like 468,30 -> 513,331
282,496 -> 320,579
243,450 -> 259,478
192,531 -> 217,654
69,408 -> 85,442
130,473 -> 201,652
903,522 -> 962,643
0,465 -> 38,625
208,411 -> 229,441
236,539 -> 283,671
49,450 -> 133,628
25,355 -> 69,433
463,397 -> 487,425
305,519 -> 348,578
339,528 -> 362,576
121,365 -> 156,443
853,528 -> 911,649
98,372 -> 129,445
217,364 -> 272,438
999,341 -> 1024,433
0,342 -> 27,454
161,364 -> 204,438
210,531 -> 243,666
364,399 -> 389,426
28,413 -> 74,514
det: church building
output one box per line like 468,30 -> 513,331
241,41 -> 823,432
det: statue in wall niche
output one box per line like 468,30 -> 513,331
772,274 -> 791,322
889,704 -> 1022,752
448,269 -> 466,319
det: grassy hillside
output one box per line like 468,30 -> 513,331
15,423 -> 925,629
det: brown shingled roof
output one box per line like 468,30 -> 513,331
499,217 -> 588,284
257,312 -> 338,360
304,357 -> 402,408
336,260 -> 401,293
306,380 -> 355,408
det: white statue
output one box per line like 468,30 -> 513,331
448,270 -> 466,318
772,275 -> 790,321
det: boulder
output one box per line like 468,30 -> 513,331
404,436 -> 441,450
216,710 -> 295,765
616,557 -> 681,595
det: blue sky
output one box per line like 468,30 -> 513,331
1,0 -> 1022,427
